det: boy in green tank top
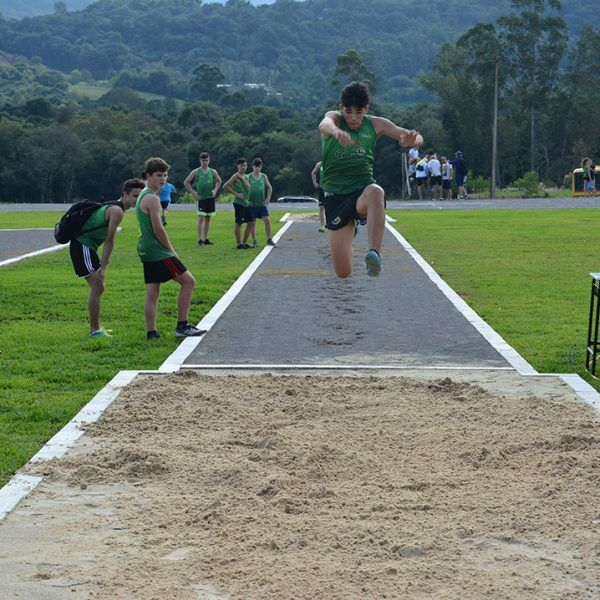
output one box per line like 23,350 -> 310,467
69,178 -> 145,337
319,81 -> 423,278
248,158 -> 276,247
137,157 -> 206,340
183,152 -> 222,246
223,157 -> 253,249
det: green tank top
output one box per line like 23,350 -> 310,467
248,173 -> 266,206
195,168 -> 216,199
135,189 -> 174,262
231,174 -> 250,207
76,205 -> 109,252
320,113 -> 377,195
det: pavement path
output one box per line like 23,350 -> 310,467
2,197 -> 599,213
0,229 -> 59,262
185,217 -> 511,369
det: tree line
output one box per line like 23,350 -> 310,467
0,0 -> 597,202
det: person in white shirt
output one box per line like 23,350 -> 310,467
415,156 -> 429,199
428,153 -> 442,200
441,156 -> 453,200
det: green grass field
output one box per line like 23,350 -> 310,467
390,208 -> 600,387
1,208 -> 599,487
0,210 -> 283,486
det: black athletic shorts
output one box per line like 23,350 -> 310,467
322,187 -> 366,231
160,200 -> 171,210
143,256 -> 187,284
416,177 -> 427,187
234,203 -> 253,224
318,188 -> 325,206
70,239 -> 100,278
442,179 -> 452,190
431,175 -> 442,186
197,197 -> 216,216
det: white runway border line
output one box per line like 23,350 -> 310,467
2,216 -> 598,522
0,370 -> 143,522
0,243 -> 66,268
385,221 -> 600,412
159,220 -> 293,372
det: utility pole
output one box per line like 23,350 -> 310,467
491,58 -> 499,198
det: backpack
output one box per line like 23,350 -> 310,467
53,200 -> 123,244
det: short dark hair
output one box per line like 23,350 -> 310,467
252,158 -> 263,167
237,158 -> 247,165
199,152 -> 209,160
143,157 -> 170,176
340,81 -> 370,109
122,178 -> 145,194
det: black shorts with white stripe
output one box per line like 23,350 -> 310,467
70,239 -> 100,278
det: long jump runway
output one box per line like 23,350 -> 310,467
1,214 -> 600,599
184,218 -> 511,369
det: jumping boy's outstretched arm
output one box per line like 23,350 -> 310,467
319,111 -> 356,147
372,117 -> 423,148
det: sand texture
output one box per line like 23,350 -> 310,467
3,371 -> 600,599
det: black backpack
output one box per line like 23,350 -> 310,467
53,200 -> 123,244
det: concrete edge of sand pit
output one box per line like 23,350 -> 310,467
2,218 -> 599,520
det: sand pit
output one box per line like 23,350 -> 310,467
3,371 -> 600,599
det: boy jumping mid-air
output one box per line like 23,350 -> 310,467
319,81 -> 422,278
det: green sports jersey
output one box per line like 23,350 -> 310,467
76,205 -> 109,252
320,113 -> 377,195
135,189 -> 174,262
195,168 -> 217,199
248,173 -> 267,206
231,174 -> 250,207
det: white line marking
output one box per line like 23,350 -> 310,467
386,222 -> 536,375
180,364 -> 515,371
0,370 -> 140,521
280,213 -> 291,222
0,244 -> 67,268
0,474 -> 43,521
0,228 -> 54,232
159,221 -> 294,372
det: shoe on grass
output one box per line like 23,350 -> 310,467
175,324 -> 208,338
365,249 -> 381,278
252,241 -> 259,248
90,327 -> 113,338
267,238 -> 277,247
237,243 -> 245,249
161,215 -> 167,226
203,239 -> 214,245
146,330 -> 160,340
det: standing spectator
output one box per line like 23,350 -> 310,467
408,147 -> 419,194
159,180 -> 176,226
451,151 -> 468,199
223,158 -> 252,249
311,160 -> 327,232
184,152 -> 222,246
589,159 -> 597,198
248,158 -> 275,247
415,155 -> 429,199
136,157 -> 205,340
582,157 -> 592,197
441,156 -> 453,200
428,153 -> 442,200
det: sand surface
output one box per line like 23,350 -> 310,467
3,371 -> 600,599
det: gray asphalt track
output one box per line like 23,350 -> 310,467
184,220 -> 511,368
2,197 -> 599,212
0,229 -> 59,262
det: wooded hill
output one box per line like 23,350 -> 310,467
0,0 -> 597,105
